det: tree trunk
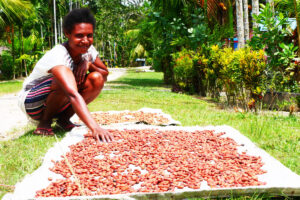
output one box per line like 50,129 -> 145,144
109,41 -> 113,66
40,25 -> 45,52
48,25 -> 52,48
204,0 -> 208,22
69,0 -> 72,11
293,0 -> 300,56
11,25 -> 16,79
252,0 -> 259,29
236,0 -> 245,49
53,0 -> 58,45
18,26 -> 22,77
227,0 -> 234,37
60,17 -> 63,43
243,0 -> 250,41
20,27 -> 27,77
113,41 -> 117,65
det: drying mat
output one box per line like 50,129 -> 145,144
71,108 -> 181,126
3,125 -> 300,200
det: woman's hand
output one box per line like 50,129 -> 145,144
92,126 -> 114,143
73,59 -> 89,86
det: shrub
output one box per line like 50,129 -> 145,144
237,48 -> 267,109
0,51 -> 13,80
172,48 -> 196,93
173,46 -> 268,110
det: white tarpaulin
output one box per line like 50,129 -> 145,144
4,124 -> 300,200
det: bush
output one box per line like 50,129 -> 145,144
249,4 -> 299,93
172,48 -> 196,93
172,46 -> 268,110
0,51 -> 13,80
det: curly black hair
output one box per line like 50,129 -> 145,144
63,8 -> 96,34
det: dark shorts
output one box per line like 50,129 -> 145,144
24,77 -> 70,120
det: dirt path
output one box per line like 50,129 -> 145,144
0,68 -> 127,141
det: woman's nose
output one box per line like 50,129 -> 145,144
82,36 -> 89,44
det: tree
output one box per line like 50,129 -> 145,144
236,0 -> 245,48
243,0 -> 249,41
275,0 -> 300,56
0,0 -> 32,79
53,0 -> 58,45
252,0 -> 259,29
0,0 -> 31,28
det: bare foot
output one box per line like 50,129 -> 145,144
34,120 -> 54,136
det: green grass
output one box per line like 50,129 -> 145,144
0,80 -> 23,96
0,71 -> 299,199
0,126 -> 66,198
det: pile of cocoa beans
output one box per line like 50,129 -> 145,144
36,129 -> 266,197
82,111 -> 170,125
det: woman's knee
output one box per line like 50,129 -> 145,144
86,71 -> 104,89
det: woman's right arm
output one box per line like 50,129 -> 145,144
49,65 -> 113,143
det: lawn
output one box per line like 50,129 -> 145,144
0,80 -> 23,96
0,70 -> 299,199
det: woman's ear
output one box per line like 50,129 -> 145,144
64,30 -> 71,39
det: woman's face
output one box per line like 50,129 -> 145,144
65,23 -> 94,55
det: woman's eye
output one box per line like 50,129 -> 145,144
88,34 -> 93,38
75,34 -> 84,38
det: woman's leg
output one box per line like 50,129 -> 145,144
38,71 -> 105,132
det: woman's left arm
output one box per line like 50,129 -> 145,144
88,57 -> 109,81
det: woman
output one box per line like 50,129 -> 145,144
18,8 -> 113,143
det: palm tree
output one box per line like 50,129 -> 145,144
236,0 -> 245,48
53,0 -> 58,45
0,0 -> 32,79
0,0 -> 31,28
252,0 -> 259,29
243,0 -> 249,41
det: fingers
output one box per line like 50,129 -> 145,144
101,134 -> 107,143
96,134 -> 101,144
74,60 -> 88,85
107,133 -> 114,142
104,133 -> 111,143
92,128 -> 114,143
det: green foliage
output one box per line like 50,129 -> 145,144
89,0 -> 146,67
173,45 -> 268,109
172,48 -> 195,92
276,43 -> 298,66
274,0 -> 300,18
250,5 -> 291,56
1,32 -> 45,79
0,0 -> 32,28
0,50 -> 13,80
15,33 -> 44,74
249,4 -> 299,93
